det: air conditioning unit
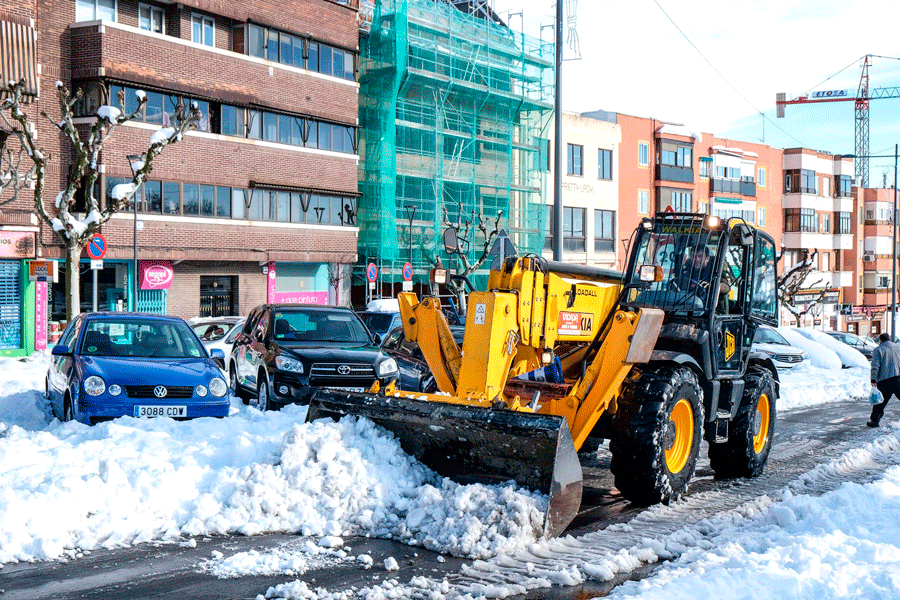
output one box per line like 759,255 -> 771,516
863,254 -> 876,263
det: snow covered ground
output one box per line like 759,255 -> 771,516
1,334 -> 897,600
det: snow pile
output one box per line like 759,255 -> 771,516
201,539 -> 351,579
776,361 -> 868,411
0,357 -> 544,564
791,327 -> 869,369
365,298 -> 400,313
778,327 -> 842,370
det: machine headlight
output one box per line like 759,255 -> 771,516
208,377 -> 228,397
378,358 -> 399,376
108,384 -> 122,396
84,376 -> 106,396
276,356 -> 304,373
195,385 -> 208,397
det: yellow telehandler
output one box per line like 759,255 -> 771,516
307,213 -> 781,536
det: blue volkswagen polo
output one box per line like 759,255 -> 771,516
47,313 -> 230,424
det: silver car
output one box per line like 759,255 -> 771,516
188,316 -> 246,367
752,325 -> 807,369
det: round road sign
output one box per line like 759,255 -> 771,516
87,234 -> 107,260
402,262 -> 413,281
366,263 -> 378,282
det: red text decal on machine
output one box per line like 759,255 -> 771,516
558,311 -> 592,335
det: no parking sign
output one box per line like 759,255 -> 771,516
367,263 -> 377,290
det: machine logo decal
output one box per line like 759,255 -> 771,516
724,331 -> 736,361
558,311 -> 592,336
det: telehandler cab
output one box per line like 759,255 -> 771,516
307,212 -> 781,536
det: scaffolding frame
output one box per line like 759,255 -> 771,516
357,0 -> 554,291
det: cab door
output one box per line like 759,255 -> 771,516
713,226 -> 752,376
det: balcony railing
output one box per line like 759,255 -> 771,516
710,178 -> 741,194
656,165 -> 694,183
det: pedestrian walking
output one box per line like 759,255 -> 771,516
869,332 -> 900,427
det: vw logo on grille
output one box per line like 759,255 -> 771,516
337,365 -> 351,376
153,385 -> 168,398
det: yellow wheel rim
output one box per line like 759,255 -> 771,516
665,398 -> 694,474
753,393 -> 771,454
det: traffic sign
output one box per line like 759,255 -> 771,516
402,262 -> 413,281
366,263 -> 378,282
87,234 -> 107,259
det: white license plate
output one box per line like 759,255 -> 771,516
134,405 -> 187,418
326,387 -> 367,393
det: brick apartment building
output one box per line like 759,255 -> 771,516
0,0 -> 360,354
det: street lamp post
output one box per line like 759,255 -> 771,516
127,154 -> 143,311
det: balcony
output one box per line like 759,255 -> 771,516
656,165 -> 694,184
782,231 -> 854,250
68,20 -> 358,123
740,178 -> 756,197
710,178 -> 741,194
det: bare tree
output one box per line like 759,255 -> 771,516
422,200 -> 504,316
779,249 -> 826,326
0,79 -> 199,320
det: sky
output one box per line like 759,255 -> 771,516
490,0 -> 900,185
2,335 -> 899,599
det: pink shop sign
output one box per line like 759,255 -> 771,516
139,261 -> 174,290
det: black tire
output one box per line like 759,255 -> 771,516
63,395 -> 74,422
230,363 -> 249,405
609,366 -> 704,506
708,368 -> 776,478
256,372 -> 271,412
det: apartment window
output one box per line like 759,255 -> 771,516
785,169 -> 817,194
837,211 -> 851,234
672,191 -> 692,212
758,167 -> 766,188
784,208 -> 816,232
822,177 -> 830,198
245,24 -> 355,81
76,0 -> 116,21
699,201 -> 709,214
594,209 -> 615,252
638,142 -> 649,166
638,190 -> 649,214
661,145 -> 692,167
834,175 -> 853,198
192,14 -> 214,47
823,213 -> 831,233
699,159 -> 709,179
880,276 -> 890,289
598,149 -> 613,180
567,144 -> 583,176
758,206 -> 767,227
544,210 -> 553,250
139,4 -> 164,33
563,207 -> 585,251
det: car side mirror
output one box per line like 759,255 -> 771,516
443,227 -> 459,254
210,348 -> 225,359
51,344 -> 71,356
373,333 -> 382,345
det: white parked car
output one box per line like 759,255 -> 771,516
752,325 -> 807,369
188,316 -> 246,367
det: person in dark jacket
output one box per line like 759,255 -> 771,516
869,332 -> 900,427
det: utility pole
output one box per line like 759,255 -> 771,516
552,0 -> 563,261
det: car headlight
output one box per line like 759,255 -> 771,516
84,376 -> 106,396
378,358 -> 398,376
208,377 -> 227,397
195,385 -> 208,397
108,384 -> 122,396
276,356 -> 304,373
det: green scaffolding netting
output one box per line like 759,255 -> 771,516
357,0 -> 554,288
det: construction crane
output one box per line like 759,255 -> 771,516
776,55 -> 900,187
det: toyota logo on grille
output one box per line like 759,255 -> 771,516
153,385 -> 168,398
337,365 -> 351,376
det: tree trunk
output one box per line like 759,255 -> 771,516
66,242 -> 82,322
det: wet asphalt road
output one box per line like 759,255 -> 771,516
0,396 -> 884,600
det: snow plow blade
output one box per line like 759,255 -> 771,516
305,390 -> 583,538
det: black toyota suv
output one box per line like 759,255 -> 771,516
229,304 -> 399,410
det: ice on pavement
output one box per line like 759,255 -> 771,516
3,340 -> 900,600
